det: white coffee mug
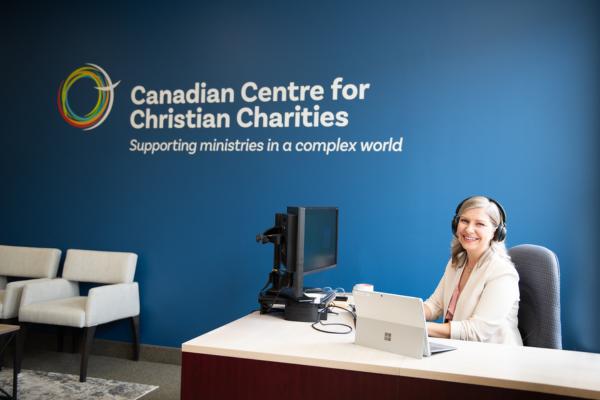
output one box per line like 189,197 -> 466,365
353,283 -> 374,292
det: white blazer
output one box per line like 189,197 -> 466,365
424,253 -> 523,345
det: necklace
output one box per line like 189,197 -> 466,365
465,257 -> 474,273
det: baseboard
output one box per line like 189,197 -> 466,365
24,332 -> 182,366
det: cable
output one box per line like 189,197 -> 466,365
263,288 -> 282,314
331,304 -> 356,327
254,274 -> 283,315
311,304 -> 354,334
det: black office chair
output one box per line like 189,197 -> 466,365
508,244 -> 562,349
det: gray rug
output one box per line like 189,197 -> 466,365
0,369 -> 158,399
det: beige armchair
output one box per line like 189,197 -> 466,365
19,249 -> 140,382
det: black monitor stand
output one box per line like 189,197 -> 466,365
258,287 -> 336,322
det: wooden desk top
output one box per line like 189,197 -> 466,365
182,304 -> 600,399
0,324 -> 19,335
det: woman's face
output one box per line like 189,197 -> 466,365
456,207 -> 496,256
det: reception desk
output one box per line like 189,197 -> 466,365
181,306 -> 600,400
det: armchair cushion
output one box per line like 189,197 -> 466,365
19,297 -> 87,327
0,245 -> 61,278
62,250 -> 137,284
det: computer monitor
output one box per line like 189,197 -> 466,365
256,206 -> 338,321
257,206 -> 338,299
282,207 -> 338,297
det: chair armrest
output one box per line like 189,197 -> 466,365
86,282 -> 140,326
3,278 -> 52,319
20,278 -> 79,308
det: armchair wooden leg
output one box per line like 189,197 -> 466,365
72,327 -> 81,354
130,316 -> 140,361
13,330 -> 19,395
0,333 -> 5,371
18,322 -> 30,371
0,337 -> 4,371
80,326 -> 96,382
0,318 -> 16,371
57,326 -> 64,352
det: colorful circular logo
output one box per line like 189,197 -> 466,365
57,64 -> 120,130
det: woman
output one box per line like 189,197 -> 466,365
423,196 -> 522,345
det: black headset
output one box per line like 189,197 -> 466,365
451,197 -> 507,242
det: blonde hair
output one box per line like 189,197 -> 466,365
450,196 -> 512,269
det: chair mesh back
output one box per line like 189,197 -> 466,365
508,244 -> 562,349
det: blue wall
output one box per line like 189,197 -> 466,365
1,0 -> 599,352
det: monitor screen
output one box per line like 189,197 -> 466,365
300,208 -> 338,275
284,207 -> 338,296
